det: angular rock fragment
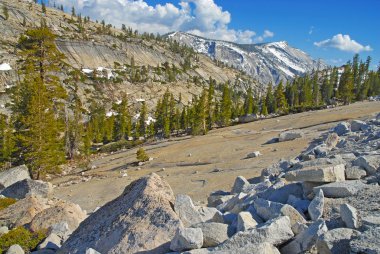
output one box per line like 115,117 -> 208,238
285,164 -> 346,183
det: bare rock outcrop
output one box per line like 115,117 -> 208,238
59,173 -> 182,254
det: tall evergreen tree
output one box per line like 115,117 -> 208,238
139,101 -> 147,137
13,27 -> 66,179
338,64 -> 354,105
220,84 -> 232,126
265,83 -> 276,113
243,87 -> 254,115
274,81 -> 288,113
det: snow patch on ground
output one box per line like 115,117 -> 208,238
0,63 -> 12,71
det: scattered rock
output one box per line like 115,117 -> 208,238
308,189 -> 324,221
197,207 -> 220,223
340,203 -> 359,229
6,245 -> 24,254
37,233 -> 61,250
175,194 -> 203,227
0,196 -> 49,228
325,133 -> 339,149
247,151 -> 262,158
316,228 -> 361,254
279,130 -> 304,142
218,216 -> 294,248
59,173 -> 182,254
345,166 -> 367,180
193,222 -> 229,248
0,226 -> 9,235
231,176 -> 250,194
266,183 -> 304,204
333,122 -> 351,136
30,199 -> 87,233
0,165 -> 30,190
285,164 -> 346,183
313,180 -> 366,198
281,219 -> 328,254
85,248 -> 101,254
350,226 -> 380,254
237,211 -> 257,232
1,179 -> 53,199
170,227 -> 203,252
351,120 -> 368,132
353,155 -> 380,175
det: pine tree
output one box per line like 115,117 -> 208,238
13,27 -> 66,179
71,6 -> 76,17
261,98 -> 268,116
136,148 -> 149,162
321,70 -> 333,104
2,6 -> 9,20
243,87 -> 254,115
311,73 -> 321,106
275,81 -> 288,113
338,64 -> 354,105
220,84 -> 232,127
41,1 -> 46,14
115,96 -> 131,140
265,83 -> 276,113
0,115 -> 15,167
65,100 -> 84,160
139,101 -> 147,137
206,80 -> 215,129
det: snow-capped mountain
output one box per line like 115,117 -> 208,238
167,32 -> 327,85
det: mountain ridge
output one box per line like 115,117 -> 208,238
167,31 -> 327,85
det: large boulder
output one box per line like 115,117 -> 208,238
325,133 -> 339,149
345,167 -> 367,180
279,130 -> 304,142
333,122 -> 351,136
59,173 -> 182,254
313,180 -> 366,198
6,245 -> 24,254
175,194 -> 203,227
285,164 -> 346,183
353,155 -> 380,175
281,219 -> 328,254
351,120 -> 368,132
193,222 -> 229,248
1,179 -> 52,199
218,216 -> 294,248
0,196 -> 49,228
170,227 -> 203,252
308,189 -> 324,221
266,183 -> 304,204
30,199 -> 87,233
0,165 -> 30,190
316,228 -> 361,254
350,226 -> 380,254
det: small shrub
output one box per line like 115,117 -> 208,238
136,148 -> 149,162
0,227 -> 47,253
0,198 -> 16,211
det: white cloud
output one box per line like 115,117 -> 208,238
314,34 -> 372,53
309,26 -> 314,35
254,30 -> 275,43
54,0 -> 273,44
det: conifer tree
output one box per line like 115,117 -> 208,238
243,87 -> 254,115
115,96 -> 131,140
338,64 -> 354,105
265,83 -> 276,113
321,70 -> 333,104
207,80 -> 215,129
41,2 -> 46,14
0,115 -> 15,167
261,98 -> 268,116
65,100 -> 84,160
311,73 -> 321,106
220,84 -> 232,126
139,101 -> 147,137
13,27 -> 66,179
274,81 -> 288,113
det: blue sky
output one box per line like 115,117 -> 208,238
52,0 -> 379,69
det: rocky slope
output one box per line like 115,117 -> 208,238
0,0 -> 258,114
1,112 -> 379,253
167,32 -> 327,85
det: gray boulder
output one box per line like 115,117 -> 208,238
345,167 -> 367,180
281,219 -> 328,254
308,189 -> 324,221
353,155 -> 380,175
313,180 -> 366,198
285,164 -> 346,183
59,173 -> 182,254
197,207 -> 221,223
316,228 -> 361,254
0,165 -> 30,190
193,222 -> 228,248
231,176 -> 250,194
85,249 -> 101,254
334,122 -> 351,136
266,183 -> 303,204
340,204 -> 359,229
175,194 -> 203,227
279,130 -> 304,142
237,212 -> 257,232
246,151 -> 262,158
351,120 -> 368,132
325,133 -> 339,149
6,245 -> 24,254
350,226 -> 380,254
170,227 -> 203,252
1,179 -> 52,199
37,233 -> 61,250
218,216 -> 294,248
217,193 -> 246,213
